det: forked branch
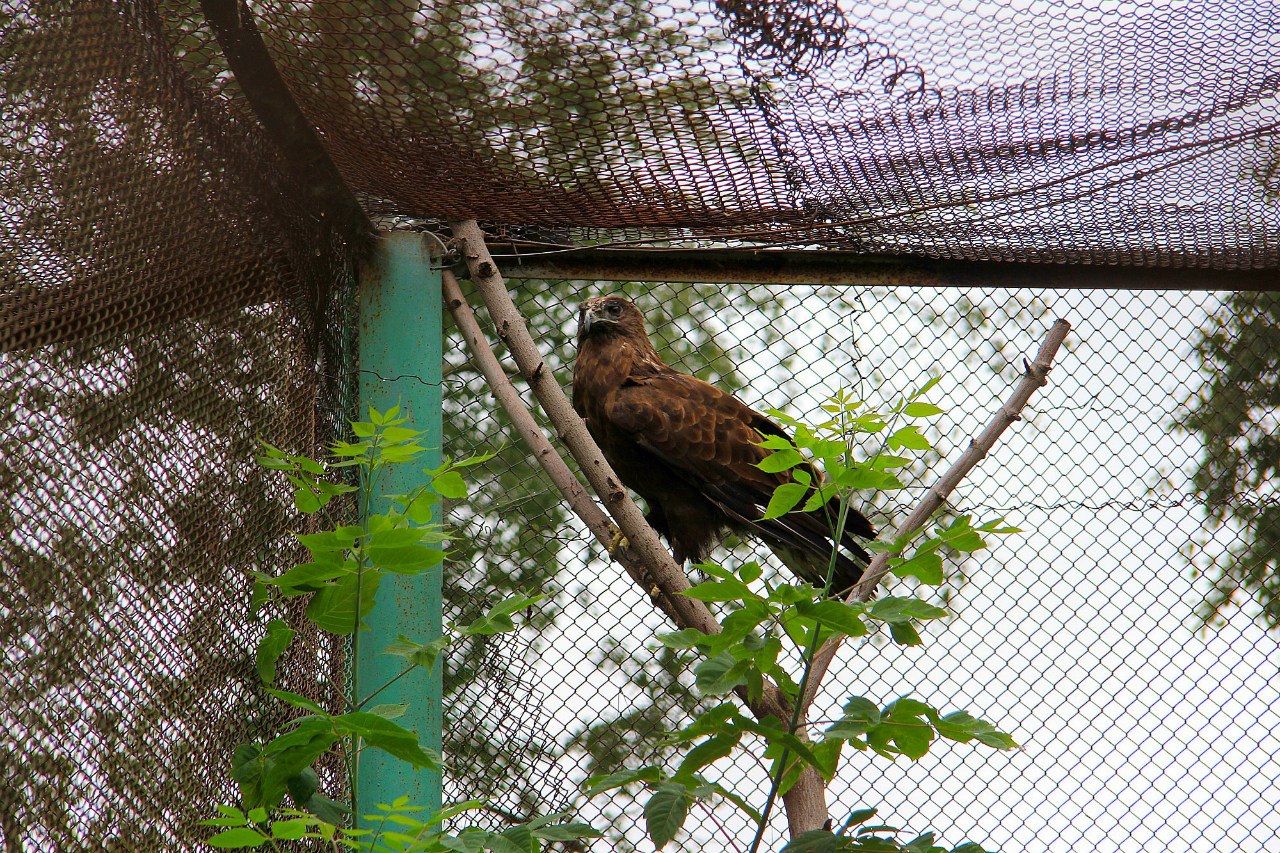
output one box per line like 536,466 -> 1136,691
443,219 -> 1067,838
800,319 -> 1071,715
444,221 -> 831,834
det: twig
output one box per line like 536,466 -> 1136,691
445,221 -> 828,834
799,319 -> 1071,717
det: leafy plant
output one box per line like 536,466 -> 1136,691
585,380 -> 1019,852
204,405 -> 597,851
208,384 -> 1016,852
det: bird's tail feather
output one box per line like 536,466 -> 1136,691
766,542 -> 866,598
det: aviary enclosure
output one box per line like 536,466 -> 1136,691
3,0 -> 1278,851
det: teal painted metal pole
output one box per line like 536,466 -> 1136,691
355,231 -> 443,818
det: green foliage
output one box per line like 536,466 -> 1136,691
210,406 -> 594,852
202,799 -> 600,853
588,383 -> 1016,852
1179,290 -> 1280,629
214,386 -> 1019,853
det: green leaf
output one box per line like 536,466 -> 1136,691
720,597 -> 772,639
644,784 -> 690,849
827,696 -> 882,741
888,621 -> 923,646
902,402 -> 944,417
891,551 -> 944,585
976,518 -> 1022,534
285,767 -> 318,805
264,688 -> 327,716
657,628 -> 716,650
780,829 -> 839,853
581,766 -> 661,796
268,561 -> 355,595
296,529 -> 359,553
936,516 -> 987,552
249,579 -> 270,617
382,425 -> 423,444
871,700 -> 936,760
293,487 -> 322,514
828,466 -> 903,491
366,527 -> 429,548
270,819 -> 309,840
934,710 -> 1018,750
306,572 -> 379,636
762,482 -> 809,519
299,794 -> 347,825
454,594 -> 543,637
385,634 -> 450,669
432,470 -> 468,499
405,489 -> 440,524
758,448 -> 806,473
365,525 -> 447,572
532,822 -> 602,841
902,832 -> 939,853
867,596 -> 948,623
488,593 -> 548,616
256,620 -> 296,685
910,376 -> 942,399
366,703 -> 409,720
670,703 -> 737,741
207,827 -> 270,848
887,426 -> 931,451
694,653 -> 751,694
497,824 -> 536,853
335,706 -> 440,768
675,732 -> 740,779
844,807 -> 878,828
682,578 -> 754,603
230,743 -> 268,808
795,599 -> 869,637
810,738 -> 844,780
332,712 -> 441,769
738,561 -> 763,583
260,720 -> 339,802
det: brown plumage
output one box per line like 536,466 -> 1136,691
571,295 -> 874,596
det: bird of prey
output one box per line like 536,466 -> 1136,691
571,294 -> 874,596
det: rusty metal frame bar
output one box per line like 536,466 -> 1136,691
487,246 -> 1278,290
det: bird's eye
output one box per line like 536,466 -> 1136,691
607,302 -> 622,316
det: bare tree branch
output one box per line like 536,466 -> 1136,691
445,218 -> 1067,838
799,319 -> 1071,717
444,222 -> 830,834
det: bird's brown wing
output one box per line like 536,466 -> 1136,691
607,372 -> 868,579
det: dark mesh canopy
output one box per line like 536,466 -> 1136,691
3,0 -> 1278,851
219,0 -> 1279,262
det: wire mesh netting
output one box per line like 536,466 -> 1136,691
221,0 -> 1280,262
2,1 -> 358,848
4,0 -> 1280,850
444,282 -> 1280,852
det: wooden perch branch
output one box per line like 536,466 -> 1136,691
799,318 -> 1072,717
445,220 -> 830,834
442,269 -> 689,624
444,218 -> 1067,838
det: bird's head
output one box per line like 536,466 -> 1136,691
577,295 -> 647,344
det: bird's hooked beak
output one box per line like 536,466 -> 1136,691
577,301 -> 612,342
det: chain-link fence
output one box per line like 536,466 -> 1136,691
4,0 -> 1280,850
443,282 -> 1280,852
